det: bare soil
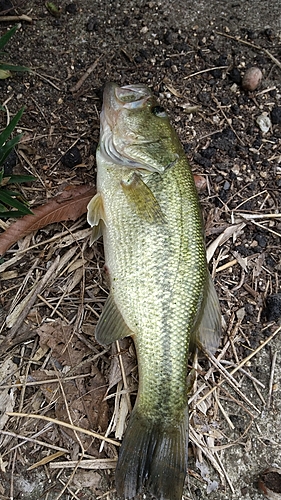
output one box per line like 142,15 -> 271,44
0,1 -> 281,500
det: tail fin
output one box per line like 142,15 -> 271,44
115,409 -> 188,500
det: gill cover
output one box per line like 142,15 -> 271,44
99,83 -> 179,174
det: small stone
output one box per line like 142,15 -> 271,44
87,17 -> 98,32
271,106 -> 281,125
242,67 -> 263,91
65,3 -> 77,14
265,294 -> 281,322
163,31 -> 173,45
256,113 -> 271,133
229,67 -> 242,85
61,145 -> 82,168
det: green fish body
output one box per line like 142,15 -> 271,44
87,83 -> 221,500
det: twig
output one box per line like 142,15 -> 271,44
216,32 -> 281,70
249,219 -> 281,239
6,412 -> 121,447
197,325 -> 281,406
221,360 -> 265,388
116,340 -> 132,413
0,428 -> 69,455
0,256 -> 60,349
203,350 -> 260,413
31,70 -> 62,91
212,95 -> 245,145
267,351 -> 278,408
184,66 -> 228,80
49,458 -> 117,470
0,14 -> 33,22
215,452 -> 235,494
0,372 -> 92,390
214,391 -> 235,430
70,56 -> 102,93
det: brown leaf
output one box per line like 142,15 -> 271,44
37,321 -> 91,371
0,185 -> 96,256
33,319 -> 109,454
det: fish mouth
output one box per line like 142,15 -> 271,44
99,83 -> 175,173
103,82 -> 153,116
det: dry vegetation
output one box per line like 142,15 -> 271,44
0,1 -> 281,499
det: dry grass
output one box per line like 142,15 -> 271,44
0,201 -> 280,499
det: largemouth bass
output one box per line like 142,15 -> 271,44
87,83 -> 221,500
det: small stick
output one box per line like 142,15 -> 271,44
216,258 -> 237,272
6,412 -> 121,446
267,351 -> 278,408
184,66 -> 228,79
31,70 -> 62,91
0,14 -> 33,22
221,360 -> 265,388
214,392 -> 235,430
216,31 -> 281,70
197,325 -> 281,406
215,452 -> 235,494
204,351 -> 260,413
70,57 -> 102,93
0,256 -> 60,348
49,458 -> 117,470
0,428 -> 68,455
116,340 -> 132,413
252,380 -> 266,405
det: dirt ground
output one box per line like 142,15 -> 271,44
0,1 -> 281,499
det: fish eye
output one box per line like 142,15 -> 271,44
152,106 -> 167,118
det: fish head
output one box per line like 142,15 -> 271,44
99,82 -> 180,174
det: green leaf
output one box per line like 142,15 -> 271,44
0,25 -> 18,51
0,62 -> 30,72
0,189 -> 32,214
0,107 -> 24,147
0,134 -> 23,164
0,210 -> 32,219
0,202 -> 7,211
6,174 -> 36,184
0,68 -> 12,79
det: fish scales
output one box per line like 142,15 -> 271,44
99,157 -> 205,418
87,82 -> 221,500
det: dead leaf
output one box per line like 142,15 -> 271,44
37,321 -> 90,369
72,470 -> 102,493
0,185 -> 96,256
34,320 -> 109,454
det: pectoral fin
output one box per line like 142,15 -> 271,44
121,172 -> 165,224
87,192 -> 106,244
191,272 -> 221,355
95,293 -> 133,346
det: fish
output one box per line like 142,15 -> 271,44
87,82 -> 221,500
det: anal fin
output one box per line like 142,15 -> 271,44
95,293 -> 133,346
